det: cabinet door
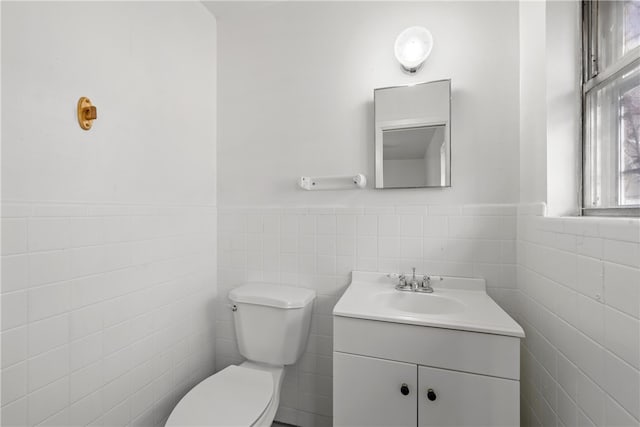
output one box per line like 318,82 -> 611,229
418,365 -> 519,427
334,352 -> 417,427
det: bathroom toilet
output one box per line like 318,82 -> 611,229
165,283 -> 316,427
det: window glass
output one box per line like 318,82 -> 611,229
583,0 -> 640,214
598,1 -> 640,71
585,64 -> 640,208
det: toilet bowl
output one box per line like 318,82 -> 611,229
165,283 -> 315,427
165,362 -> 283,427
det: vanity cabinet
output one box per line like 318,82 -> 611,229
334,352 -> 518,427
333,316 -> 521,427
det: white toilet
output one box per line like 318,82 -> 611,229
165,283 -> 316,427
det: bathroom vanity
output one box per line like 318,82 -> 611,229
332,271 -> 524,427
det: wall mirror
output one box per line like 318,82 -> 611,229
374,80 -> 451,189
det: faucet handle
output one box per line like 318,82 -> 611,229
417,274 -> 435,293
395,273 -> 411,291
387,272 -> 407,286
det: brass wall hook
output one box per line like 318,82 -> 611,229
77,97 -> 97,130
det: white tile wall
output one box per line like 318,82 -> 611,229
517,204 -> 640,427
1,202 -> 217,427
216,204 -> 519,426
9,197 -> 634,427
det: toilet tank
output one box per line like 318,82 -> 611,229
229,283 -> 316,366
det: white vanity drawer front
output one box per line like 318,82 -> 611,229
334,316 -> 520,380
418,365 -> 519,426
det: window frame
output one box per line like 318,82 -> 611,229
581,0 -> 640,217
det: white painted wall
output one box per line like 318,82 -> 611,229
519,1 -> 547,206
213,1 -> 520,207
2,2 -> 217,205
1,2 -> 217,426
545,0 -> 581,217
518,0 -> 581,216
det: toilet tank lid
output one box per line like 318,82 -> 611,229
229,283 -> 316,309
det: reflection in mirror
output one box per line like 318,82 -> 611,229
374,80 -> 451,189
382,125 -> 447,188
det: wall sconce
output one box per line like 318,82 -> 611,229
394,26 -> 433,74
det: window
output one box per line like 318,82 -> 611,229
583,0 -> 640,216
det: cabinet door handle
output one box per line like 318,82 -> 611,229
427,388 -> 437,401
400,383 -> 410,396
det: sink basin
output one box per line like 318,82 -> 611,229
333,271 -> 525,337
376,292 -> 465,315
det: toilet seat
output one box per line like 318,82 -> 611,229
165,365 -> 273,427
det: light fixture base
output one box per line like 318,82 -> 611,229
400,64 -> 422,74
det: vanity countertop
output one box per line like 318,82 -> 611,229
333,271 -> 524,338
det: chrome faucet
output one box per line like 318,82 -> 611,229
409,268 -> 420,291
389,268 -> 439,293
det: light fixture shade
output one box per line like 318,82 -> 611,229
394,26 -> 433,73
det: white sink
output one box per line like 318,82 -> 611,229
375,292 -> 465,315
333,271 -> 524,337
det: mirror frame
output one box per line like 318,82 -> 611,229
374,79 -> 452,189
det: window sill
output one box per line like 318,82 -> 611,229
582,207 -> 640,218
